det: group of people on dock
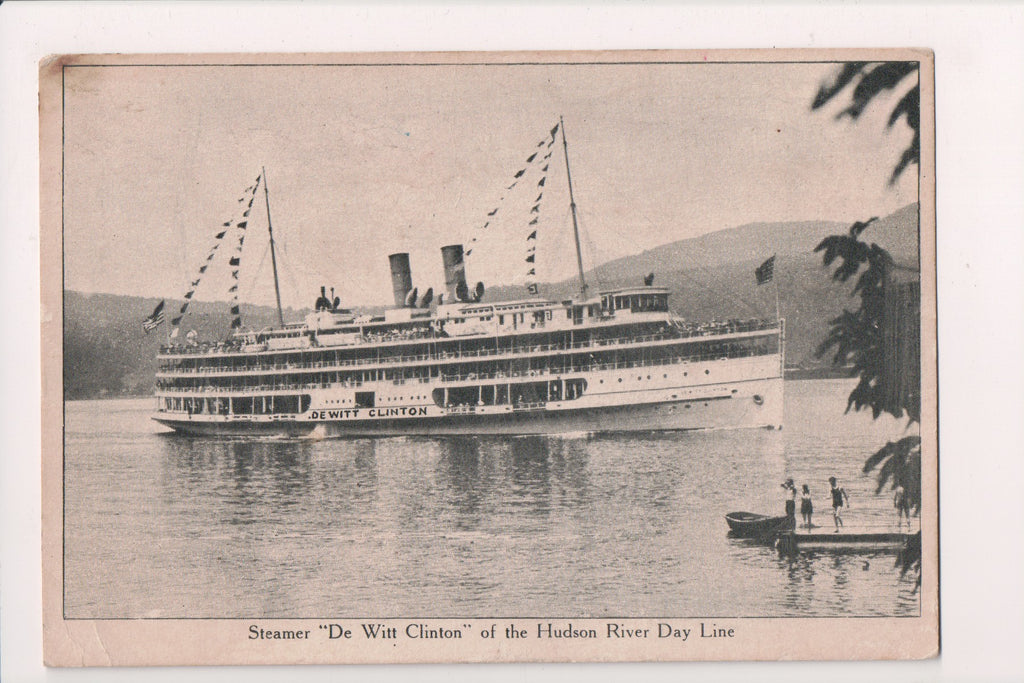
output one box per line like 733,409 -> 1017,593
782,477 -> 849,532
782,477 -> 912,531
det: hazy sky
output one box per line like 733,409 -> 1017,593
62,57 -> 917,308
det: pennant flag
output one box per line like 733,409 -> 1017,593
526,254 -> 535,263
531,204 -> 540,213
541,164 -> 549,172
529,218 -> 538,225
237,221 -> 247,229
538,177 -> 546,187
228,284 -> 238,293
206,253 -> 216,261
507,182 -> 518,190
535,193 -> 543,202
231,271 -> 239,279
527,230 -> 537,240
179,303 -> 188,314
513,169 -> 526,179
231,317 -> 242,329
215,231 -> 226,239
171,316 -> 182,327
483,222 -> 490,228
527,283 -> 539,295
243,209 -> 251,217
543,151 -> 552,159
191,279 -> 200,287
550,123 -> 559,138
223,221 -> 231,227
526,152 -> 537,163
184,291 -> 194,300
755,255 -> 776,285
487,208 -> 498,216
527,268 -> 535,275
465,249 -> 473,256
229,256 -> 241,266
199,265 -> 207,273
230,305 -> 240,315
142,300 -> 166,333
537,140 -> 545,148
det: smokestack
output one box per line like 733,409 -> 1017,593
441,244 -> 467,302
388,253 -> 413,308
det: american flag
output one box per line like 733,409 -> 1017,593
142,300 -> 165,333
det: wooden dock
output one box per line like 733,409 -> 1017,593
776,524 -> 919,553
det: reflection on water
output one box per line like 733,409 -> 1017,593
64,380 -> 921,619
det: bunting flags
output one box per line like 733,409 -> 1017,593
468,122 -> 560,298
142,300 -> 165,333
170,173 -> 262,338
755,255 -> 776,285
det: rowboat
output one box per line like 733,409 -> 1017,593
725,511 -> 794,537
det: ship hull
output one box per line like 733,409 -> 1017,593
152,376 -> 783,438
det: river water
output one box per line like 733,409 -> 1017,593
63,379 -> 920,619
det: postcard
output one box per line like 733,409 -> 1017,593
40,49 -> 937,665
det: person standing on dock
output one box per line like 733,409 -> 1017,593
893,483 -> 911,530
828,476 -> 850,532
800,484 -> 813,529
781,478 -> 796,521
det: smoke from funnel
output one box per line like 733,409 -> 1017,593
441,245 -> 467,302
388,253 -> 413,307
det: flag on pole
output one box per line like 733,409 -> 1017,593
142,300 -> 166,333
755,255 -> 775,285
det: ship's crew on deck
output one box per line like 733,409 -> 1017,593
828,476 -> 850,532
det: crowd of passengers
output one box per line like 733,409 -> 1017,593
159,317 -> 774,356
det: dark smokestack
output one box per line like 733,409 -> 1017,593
388,253 -> 413,308
441,244 -> 467,302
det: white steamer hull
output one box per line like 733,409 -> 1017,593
153,376 -> 783,438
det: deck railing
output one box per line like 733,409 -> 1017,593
155,350 -> 777,396
158,320 -> 779,378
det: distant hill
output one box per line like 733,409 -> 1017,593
62,203 -> 918,399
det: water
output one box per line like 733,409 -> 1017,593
63,379 -> 920,619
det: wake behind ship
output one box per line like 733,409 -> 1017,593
151,121 -> 784,437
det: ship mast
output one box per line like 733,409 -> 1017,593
560,116 -> 588,300
262,166 -> 286,328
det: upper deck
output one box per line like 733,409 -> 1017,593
158,287 -> 680,360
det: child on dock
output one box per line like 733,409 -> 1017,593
829,476 -> 849,532
800,484 -> 813,529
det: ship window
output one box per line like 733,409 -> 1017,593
355,391 -> 375,408
499,315 -> 504,324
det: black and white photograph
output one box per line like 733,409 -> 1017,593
40,49 -> 937,665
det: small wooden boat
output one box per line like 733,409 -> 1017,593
725,511 -> 794,537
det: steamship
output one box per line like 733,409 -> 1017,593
152,122 -> 784,437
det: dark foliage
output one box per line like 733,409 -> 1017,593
812,61 -> 920,185
813,62 -> 925,583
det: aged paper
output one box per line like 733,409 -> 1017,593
41,49 -> 937,665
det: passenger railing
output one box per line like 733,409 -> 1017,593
157,320 -> 780,377
155,350 -> 778,396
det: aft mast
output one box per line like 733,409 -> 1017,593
559,116 -> 588,300
262,166 -> 286,328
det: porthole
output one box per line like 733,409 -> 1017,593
663,374 -> 668,379
684,372 -> 688,377
618,378 -> 623,383
705,369 -> 710,375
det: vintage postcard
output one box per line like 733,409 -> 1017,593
40,49 -> 937,665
